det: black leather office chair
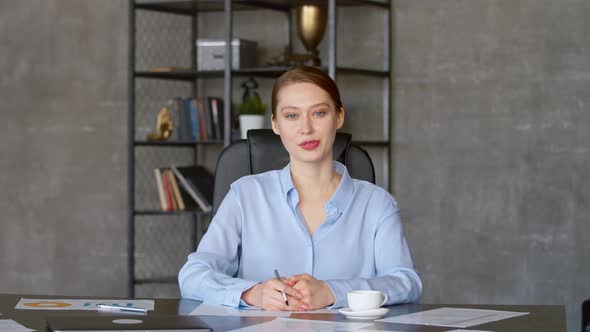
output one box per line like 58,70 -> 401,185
212,129 -> 375,216
583,299 -> 590,332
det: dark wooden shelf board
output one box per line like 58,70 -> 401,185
134,209 -> 211,216
134,0 -> 389,15
134,140 -> 224,146
337,67 -> 389,77
135,66 -> 389,81
133,277 -> 178,284
353,140 -> 389,146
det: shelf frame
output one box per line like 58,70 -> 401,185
127,0 -> 137,299
128,0 -> 392,298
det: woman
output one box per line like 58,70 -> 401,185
178,66 -> 422,311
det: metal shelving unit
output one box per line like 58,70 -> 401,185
128,0 -> 391,298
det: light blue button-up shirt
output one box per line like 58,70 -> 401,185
178,161 -> 422,308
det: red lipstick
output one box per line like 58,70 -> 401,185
299,140 -> 320,150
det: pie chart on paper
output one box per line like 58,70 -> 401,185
23,301 -> 72,308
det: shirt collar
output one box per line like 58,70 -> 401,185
279,163 -> 296,201
279,161 -> 354,212
329,161 -> 354,212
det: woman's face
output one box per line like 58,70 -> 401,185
272,82 -> 344,165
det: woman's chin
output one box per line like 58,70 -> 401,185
292,152 -> 332,165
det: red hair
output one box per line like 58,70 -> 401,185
271,66 -> 343,118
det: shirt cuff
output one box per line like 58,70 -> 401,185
225,280 -> 259,308
323,280 -> 352,309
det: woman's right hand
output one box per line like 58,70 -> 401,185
241,278 -> 308,311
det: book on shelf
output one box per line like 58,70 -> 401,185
196,98 -> 209,141
154,168 -> 167,211
187,98 -> 200,141
155,96 -> 225,143
165,169 -> 185,211
180,98 -> 193,141
210,97 -> 224,140
171,165 -> 214,213
169,97 -> 189,141
154,166 -> 213,213
160,170 -> 174,212
202,97 -> 216,140
177,181 -> 200,211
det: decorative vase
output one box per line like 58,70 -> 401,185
297,5 -> 327,66
239,114 -> 265,139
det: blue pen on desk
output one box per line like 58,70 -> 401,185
96,303 -> 147,313
273,269 -> 289,306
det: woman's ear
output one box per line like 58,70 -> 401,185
336,107 -> 345,129
271,115 -> 280,135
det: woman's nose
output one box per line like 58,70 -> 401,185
299,115 -> 313,134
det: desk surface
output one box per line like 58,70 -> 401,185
0,294 -> 566,332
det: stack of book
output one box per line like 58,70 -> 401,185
154,165 -> 214,213
167,97 -> 224,142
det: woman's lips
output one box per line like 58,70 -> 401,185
299,140 -> 320,150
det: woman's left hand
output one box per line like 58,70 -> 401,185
285,273 -> 335,310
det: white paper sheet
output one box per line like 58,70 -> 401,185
14,298 -> 154,311
189,303 -> 336,317
226,317 -> 373,332
446,329 -> 494,332
0,319 -> 36,332
377,307 -> 528,328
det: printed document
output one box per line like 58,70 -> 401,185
225,317 -> 373,332
189,303 -> 335,317
0,319 -> 35,332
14,298 -> 154,311
377,307 -> 528,328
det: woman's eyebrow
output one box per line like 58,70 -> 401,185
279,106 -> 299,113
309,102 -> 330,109
279,102 -> 330,113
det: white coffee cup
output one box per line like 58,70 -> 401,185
347,290 -> 388,311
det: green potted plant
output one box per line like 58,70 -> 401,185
238,78 -> 267,139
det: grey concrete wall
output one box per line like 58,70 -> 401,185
1,0 -> 588,331
392,1 -> 590,332
0,1 -> 128,296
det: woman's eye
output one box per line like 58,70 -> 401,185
314,111 -> 326,117
286,113 -> 297,119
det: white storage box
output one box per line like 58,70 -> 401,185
196,39 -> 257,71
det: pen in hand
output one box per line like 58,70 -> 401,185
273,269 -> 289,307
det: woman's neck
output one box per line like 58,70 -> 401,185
290,159 -> 341,198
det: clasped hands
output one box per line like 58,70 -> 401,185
241,273 -> 335,311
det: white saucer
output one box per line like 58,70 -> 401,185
338,307 -> 389,320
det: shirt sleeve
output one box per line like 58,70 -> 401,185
324,205 -> 423,308
178,187 -> 258,308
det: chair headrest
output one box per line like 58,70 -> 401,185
247,129 -> 351,174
